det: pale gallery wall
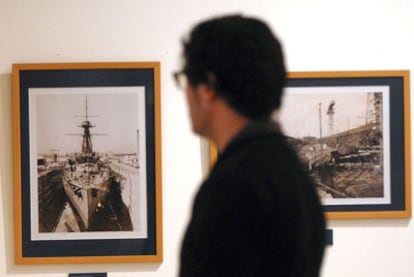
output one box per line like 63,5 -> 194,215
0,0 -> 414,276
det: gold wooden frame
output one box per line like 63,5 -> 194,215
13,62 -> 162,264
210,70 -> 411,220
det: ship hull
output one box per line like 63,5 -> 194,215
62,162 -> 112,231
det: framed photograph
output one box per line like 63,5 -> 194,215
13,62 -> 162,264
209,70 -> 411,220
278,70 -> 411,219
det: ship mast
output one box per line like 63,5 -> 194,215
81,95 -> 95,156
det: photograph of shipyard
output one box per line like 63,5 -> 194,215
29,87 -> 148,239
277,86 -> 391,206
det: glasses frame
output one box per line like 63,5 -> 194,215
173,71 -> 187,90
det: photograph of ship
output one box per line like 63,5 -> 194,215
29,87 -> 148,239
277,86 -> 391,205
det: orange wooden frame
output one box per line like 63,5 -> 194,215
210,70 -> 411,220
13,62 -> 162,264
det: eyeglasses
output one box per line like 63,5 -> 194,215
173,71 -> 187,90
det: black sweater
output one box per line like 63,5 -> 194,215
179,122 -> 325,277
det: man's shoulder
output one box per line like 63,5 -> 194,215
219,131 -> 299,170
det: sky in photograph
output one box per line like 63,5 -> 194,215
277,86 -> 388,138
30,87 -> 145,155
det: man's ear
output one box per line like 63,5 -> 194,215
205,72 -> 217,90
196,83 -> 217,108
201,72 -> 218,102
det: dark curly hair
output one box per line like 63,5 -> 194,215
182,14 -> 286,120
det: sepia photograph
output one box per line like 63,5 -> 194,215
277,86 -> 391,206
29,87 -> 148,240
